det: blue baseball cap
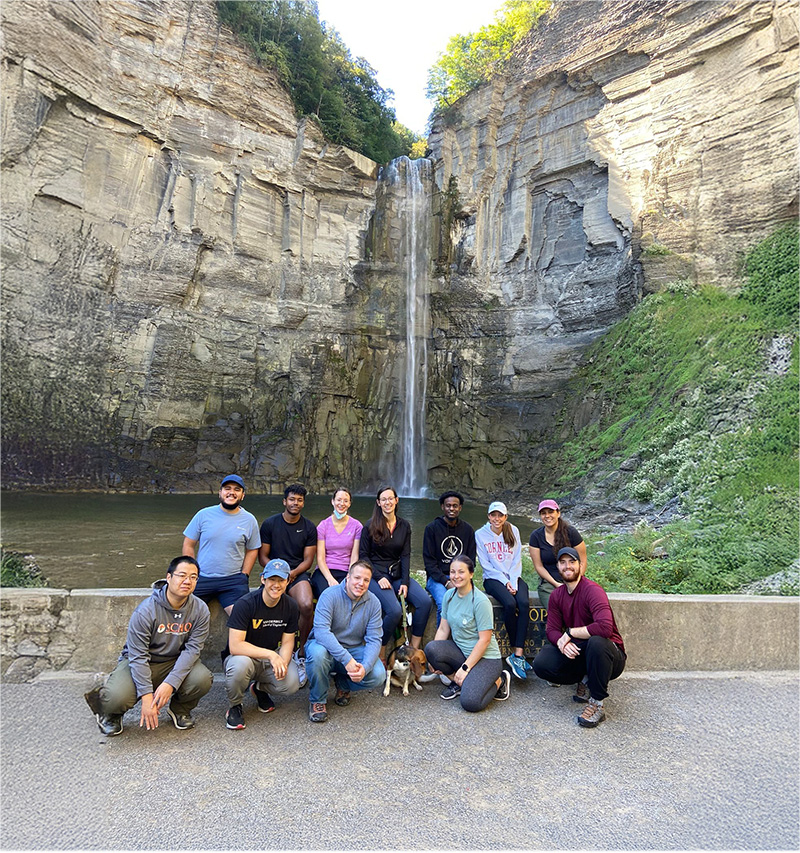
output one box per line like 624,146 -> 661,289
261,559 -> 291,580
220,474 -> 246,490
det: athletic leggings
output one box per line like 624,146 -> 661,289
483,577 -> 531,650
425,639 -> 503,712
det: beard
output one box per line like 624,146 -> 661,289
221,496 -> 242,510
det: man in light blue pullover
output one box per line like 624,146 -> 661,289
305,559 -> 386,723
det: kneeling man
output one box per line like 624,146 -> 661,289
84,556 -> 213,736
224,558 -> 301,729
533,547 -> 626,727
305,559 -> 386,723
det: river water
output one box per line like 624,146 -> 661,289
1,492 -> 535,589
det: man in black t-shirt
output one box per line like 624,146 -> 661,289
224,558 -> 300,730
259,483 -> 317,687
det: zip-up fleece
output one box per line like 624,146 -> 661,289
119,579 -> 210,698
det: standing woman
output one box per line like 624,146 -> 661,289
359,486 -> 432,660
310,488 -> 363,601
475,501 -> 531,681
425,555 -> 510,711
528,499 -> 586,610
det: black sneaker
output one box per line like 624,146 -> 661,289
96,713 -> 123,736
440,681 -> 461,700
167,707 -> 195,730
494,670 -> 511,701
250,682 -> 275,713
225,704 -> 246,730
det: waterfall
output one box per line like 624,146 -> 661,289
382,156 -> 432,497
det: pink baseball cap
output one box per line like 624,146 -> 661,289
538,499 -> 560,512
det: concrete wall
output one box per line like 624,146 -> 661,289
1,587 -> 798,682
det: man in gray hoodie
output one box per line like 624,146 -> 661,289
84,556 -> 213,737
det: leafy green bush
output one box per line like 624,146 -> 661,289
426,0 -> 551,113
216,0 -> 417,163
0,548 -> 47,588
741,222 -> 799,326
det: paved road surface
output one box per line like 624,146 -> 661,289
1,670 -> 798,850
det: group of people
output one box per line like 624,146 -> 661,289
85,476 -> 626,734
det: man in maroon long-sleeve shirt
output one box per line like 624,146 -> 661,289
533,547 -> 626,727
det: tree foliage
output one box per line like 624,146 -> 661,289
426,0 -> 551,113
216,0 -> 418,163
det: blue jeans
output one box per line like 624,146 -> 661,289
305,640 -> 387,705
426,577 -> 449,624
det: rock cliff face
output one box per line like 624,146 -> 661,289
423,0 -> 798,498
2,0 -> 797,498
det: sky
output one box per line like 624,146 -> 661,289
314,0 -> 504,136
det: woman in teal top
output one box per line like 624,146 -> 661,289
424,555 -> 511,711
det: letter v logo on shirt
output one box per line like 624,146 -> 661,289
252,619 -> 263,629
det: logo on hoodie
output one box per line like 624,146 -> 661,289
157,621 -> 193,634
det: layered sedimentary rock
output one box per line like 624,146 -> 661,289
423,0 -> 798,497
2,0 -> 797,498
2,0 -> 405,492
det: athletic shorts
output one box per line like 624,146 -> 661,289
287,571 -> 312,591
194,572 -> 250,609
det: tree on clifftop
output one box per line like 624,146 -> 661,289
217,0 -> 417,163
426,0 -> 551,114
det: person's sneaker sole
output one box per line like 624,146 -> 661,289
167,708 -> 195,730
494,670 -> 511,701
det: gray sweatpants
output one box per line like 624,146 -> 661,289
224,654 -> 301,706
424,639 -> 503,712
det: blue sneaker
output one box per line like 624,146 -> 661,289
522,657 -> 533,673
506,654 -> 527,680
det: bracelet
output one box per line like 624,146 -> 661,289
566,627 -> 574,639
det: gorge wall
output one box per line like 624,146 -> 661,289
2,0 -> 797,500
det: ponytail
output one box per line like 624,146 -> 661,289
501,521 -> 517,549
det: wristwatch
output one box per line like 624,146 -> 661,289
566,627 -> 574,639
461,663 -> 469,672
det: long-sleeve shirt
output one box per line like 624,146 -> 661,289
422,516 -> 477,585
309,582 -> 383,672
120,580 -> 210,698
359,517 -> 412,585
545,576 -> 626,654
475,522 -> 522,588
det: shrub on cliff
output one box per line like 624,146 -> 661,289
216,0 -> 416,163
426,0 -> 551,113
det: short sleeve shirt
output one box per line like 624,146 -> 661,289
183,505 -> 261,577
528,524 -> 583,584
442,586 -> 501,660
227,588 -> 299,651
260,514 -> 318,570
317,516 -> 363,573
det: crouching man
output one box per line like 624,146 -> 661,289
224,559 -> 301,730
305,559 -> 386,723
532,547 -> 626,727
84,556 -> 213,736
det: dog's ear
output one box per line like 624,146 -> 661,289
409,649 -> 427,678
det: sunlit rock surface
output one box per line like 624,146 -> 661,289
1,0 -> 796,498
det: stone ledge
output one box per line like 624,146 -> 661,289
1,587 -> 797,681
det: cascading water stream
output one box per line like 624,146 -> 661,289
382,156 -> 432,497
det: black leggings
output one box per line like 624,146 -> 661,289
483,577 -> 530,650
425,639 -> 503,712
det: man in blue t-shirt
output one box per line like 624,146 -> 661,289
223,558 -> 301,730
258,483 -> 317,686
182,475 -> 261,615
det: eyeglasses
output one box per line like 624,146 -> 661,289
172,573 -> 198,581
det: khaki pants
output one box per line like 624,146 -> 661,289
101,657 -> 213,716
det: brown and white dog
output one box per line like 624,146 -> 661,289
383,643 -> 428,697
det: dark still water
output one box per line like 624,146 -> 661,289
1,492 -> 535,590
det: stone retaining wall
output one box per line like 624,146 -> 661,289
1,587 -> 798,682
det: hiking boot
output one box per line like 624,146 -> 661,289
334,688 -> 351,706
250,682 -> 275,713
294,652 -> 308,688
440,681 -> 461,701
577,700 -> 606,728
167,707 -> 195,730
309,702 -> 328,723
573,681 -> 590,703
506,654 -> 528,680
494,670 -> 511,701
96,714 -> 123,737
226,704 -> 246,729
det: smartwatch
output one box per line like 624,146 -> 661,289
461,663 -> 469,672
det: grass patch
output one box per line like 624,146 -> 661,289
0,547 -> 47,588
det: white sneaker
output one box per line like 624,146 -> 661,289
294,652 -> 307,688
